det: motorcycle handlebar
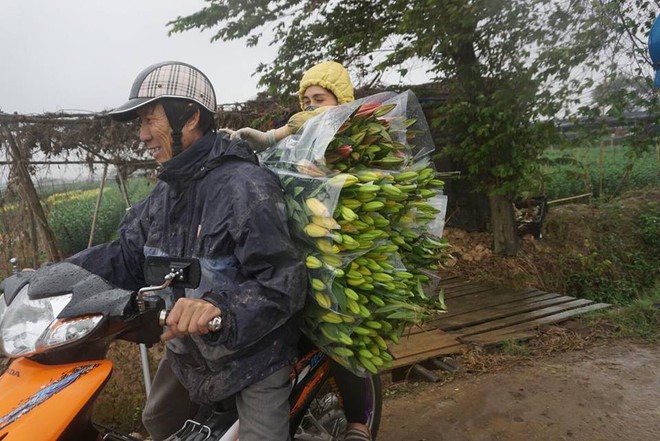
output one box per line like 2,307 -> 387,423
158,310 -> 223,333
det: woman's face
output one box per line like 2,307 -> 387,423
302,85 -> 338,109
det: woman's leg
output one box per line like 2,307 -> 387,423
330,361 -> 373,439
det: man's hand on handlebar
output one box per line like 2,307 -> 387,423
161,298 -> 221,341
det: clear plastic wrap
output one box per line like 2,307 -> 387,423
260,91 -> 449,376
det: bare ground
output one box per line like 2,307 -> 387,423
378,338 -> 660,441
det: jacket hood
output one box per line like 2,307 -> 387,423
159,132 -> 258,192
298,61 -> 354,110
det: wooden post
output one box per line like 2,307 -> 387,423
27,203 -> 40,268
598,140 -> 604,198
547,193 -> 592,205
541,162 -> 547,195
1,123 -> 61,262
88,164 -> 108,248
116,164 -> 132,209
410,364 -> 440,382
580,149 -> 592,204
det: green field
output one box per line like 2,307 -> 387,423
0,178 -> 154,262
540,144 -> 659,201
43,178 -> 154,255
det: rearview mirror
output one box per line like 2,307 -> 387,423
144,256 -> 201,289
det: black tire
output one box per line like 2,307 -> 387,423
294,372 -> 382,440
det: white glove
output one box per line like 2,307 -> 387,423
230,127 -> 275,151
217,128 -> 236,137
286,107 -> 331,134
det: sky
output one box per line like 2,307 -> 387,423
0,0 -> 436,115
0,0 -> 277,114
0,0 -> 433,186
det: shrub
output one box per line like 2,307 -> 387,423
550,192 -> 660,305
639,203 -> 660,249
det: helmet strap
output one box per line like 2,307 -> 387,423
162,101 -> 199,158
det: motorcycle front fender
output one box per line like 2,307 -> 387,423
0,358 -> 112,440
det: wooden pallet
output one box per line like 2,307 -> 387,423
388,328 -> 464,370
385,276 -> 611,372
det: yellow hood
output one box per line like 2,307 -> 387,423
298,61 -> 354,109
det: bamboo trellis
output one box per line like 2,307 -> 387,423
0,98 -> 296,275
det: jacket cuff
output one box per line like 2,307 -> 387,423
201,291 -> 230,345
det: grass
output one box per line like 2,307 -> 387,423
497,339 -> 532,357
542,188 -> 660,306
587,282 -> 660,343
539,144 -> 660,201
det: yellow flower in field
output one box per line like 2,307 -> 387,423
0,202 -> 19,213
46,189 -> 102,206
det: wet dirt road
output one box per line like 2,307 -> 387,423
378,340 -> 659,441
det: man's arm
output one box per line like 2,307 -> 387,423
199,166 -> 307,349
66,198 -> 150,290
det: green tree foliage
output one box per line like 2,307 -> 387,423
168,0 -> 658,255
574,1 -> 660,152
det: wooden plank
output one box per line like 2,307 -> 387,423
440,289 -> 554,318
437,277 -> 476,288
444,284 -> 498,299
451,298 -> 596,337
464,330 -> 539,345
442,284 -> 496,298
442,291 -> 557,318
436,275 -> 459,284
385,302 -> 611,371
439,283 -> 486,295
383,276 -> 612,370
389,343 -> 467,370
445,281 -> 524,296
442,279 -> 494,292
397,322 -> 441,337
461,303 -> 611,345
439,278 -> 492,291
436,295 -> 580,331
388,329 -> 461,359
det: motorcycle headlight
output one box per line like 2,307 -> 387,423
0,285 -> 102,358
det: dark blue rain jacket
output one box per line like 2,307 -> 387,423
68,132 -> 307,405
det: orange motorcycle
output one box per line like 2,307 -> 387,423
0,256 -> 381,440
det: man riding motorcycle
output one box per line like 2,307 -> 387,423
66,61 -> 307,441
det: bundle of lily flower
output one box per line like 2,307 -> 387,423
261,91 -> 451,375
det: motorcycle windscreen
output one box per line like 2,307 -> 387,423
0,358 -> 112,440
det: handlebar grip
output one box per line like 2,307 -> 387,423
158,310 -> 223,332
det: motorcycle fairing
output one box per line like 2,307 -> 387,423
0,358 -> 112,440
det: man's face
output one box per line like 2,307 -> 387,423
302,85 -> 338,110
137,103 -> 173,164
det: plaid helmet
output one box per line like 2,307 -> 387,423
109,61 -> 217,121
